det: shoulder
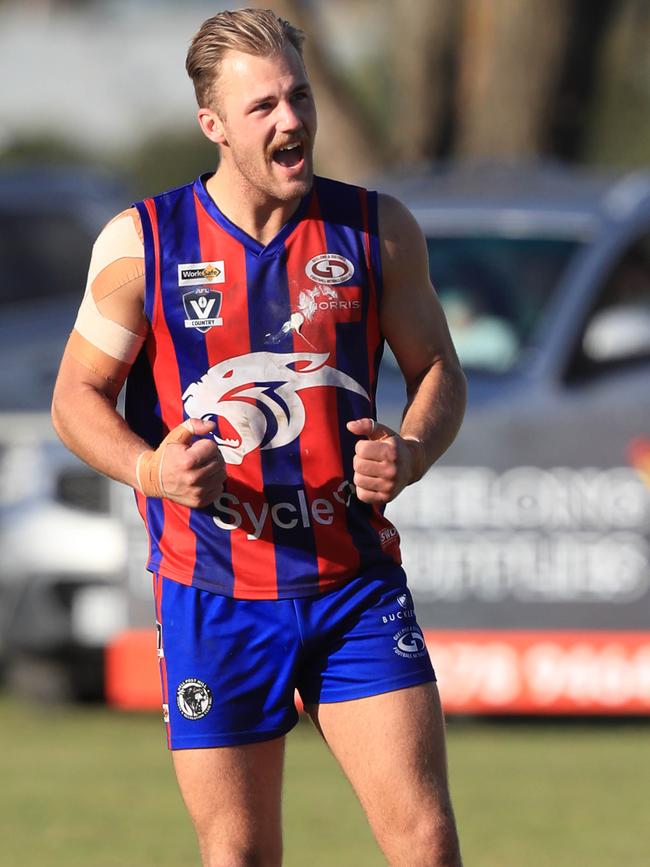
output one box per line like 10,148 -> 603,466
377,193 -> 427,271
92,208 -> 143,264
378,193 -> 421,242
313,175 -> 364,196
88,208 -> 145,303
312,175 -> 372,219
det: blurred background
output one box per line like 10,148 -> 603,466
4,0 -> 650,186
1,1 -> 650,865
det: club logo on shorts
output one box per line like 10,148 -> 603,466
178,260 -> 225,286
177,678 -> 213,720
393,627 -> 428,659
396,591 -> 411,610
305,253 -> 354,284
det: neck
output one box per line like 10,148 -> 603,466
205,163 -> 306,246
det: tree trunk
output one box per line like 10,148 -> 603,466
390,0 -> 460,164
264,0 -> 388,182
455,0 -> 575,159
547,0 -> 618,160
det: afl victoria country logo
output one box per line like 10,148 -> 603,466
177,678 -> 213,720
305,253 -> 354,285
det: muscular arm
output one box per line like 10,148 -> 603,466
51,209 -> 224,506
347,194 -> 466,503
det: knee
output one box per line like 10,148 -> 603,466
379,802 -> 462,867
199,838 -> 282,867
407,804 -> 462,867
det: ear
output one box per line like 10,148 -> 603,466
197,107 -> 227,145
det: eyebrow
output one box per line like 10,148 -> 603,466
245,80 -> 311,111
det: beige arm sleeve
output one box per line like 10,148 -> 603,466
67,208 -> 147,384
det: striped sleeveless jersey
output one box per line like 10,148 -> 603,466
126,174 -> 402,599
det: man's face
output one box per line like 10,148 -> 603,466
212,46 -> 317,203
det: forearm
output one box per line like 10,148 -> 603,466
400,358 -> 467,483
51,380 -> 148,490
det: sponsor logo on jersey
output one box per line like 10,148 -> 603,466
178,260 -> 225,286
176,678 -> 213,720
379,526 -> 399,548
183,351 -> 369,466
305,253 -> 354,284
393,627 -> 428,659
213,480 -> 354,540
183,288 -> 223,332
267,286 -> 361,346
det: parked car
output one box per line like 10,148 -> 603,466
0,166 -> 131,699
379,162 -> 650,713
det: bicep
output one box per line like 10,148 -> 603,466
378,194 -> 459,389
63,207 -> 148,397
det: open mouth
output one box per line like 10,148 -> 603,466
272,142 -> 304,169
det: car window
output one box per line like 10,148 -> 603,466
0,210 -> 92,309
426,236 -> 581,373
569,234 -> 650,380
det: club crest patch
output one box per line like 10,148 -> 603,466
183,288 -> 223,332
177,678 -> 213,720
305,253 -> 354,284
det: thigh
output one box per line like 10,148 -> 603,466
307,683 -> 460,866
173,738 -> 285,865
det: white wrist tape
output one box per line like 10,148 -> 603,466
135,420 -> 196,498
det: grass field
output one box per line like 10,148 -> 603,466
1,693 -> 648,866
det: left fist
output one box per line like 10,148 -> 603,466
346,418 -> 423,505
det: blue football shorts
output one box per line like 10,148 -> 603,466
153,565 -> 436,749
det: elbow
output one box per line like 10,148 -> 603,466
456,362 -> 468,416
50,387 -> 65,444
51,377 -> 77,447
445,355 -> 468,432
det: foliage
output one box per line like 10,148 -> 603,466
126,127 -> 218,201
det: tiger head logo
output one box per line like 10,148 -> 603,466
182,351 -> 369,465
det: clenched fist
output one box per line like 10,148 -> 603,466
346,418 -> 424,505
136,418 -> 226,508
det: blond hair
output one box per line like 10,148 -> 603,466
186,8 -> 305,108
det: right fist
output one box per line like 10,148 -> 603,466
136,418 -> 226,508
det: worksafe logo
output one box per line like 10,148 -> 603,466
178,260 -> 225,286
176,678 -> 213,720
183,288 -> 223,332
